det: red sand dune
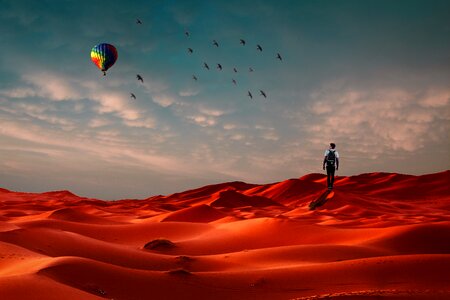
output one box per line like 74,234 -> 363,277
1,171 -> 450,300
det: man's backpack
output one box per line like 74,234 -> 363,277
326,150 -> 336,167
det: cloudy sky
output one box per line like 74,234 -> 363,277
0,0 -> 449,199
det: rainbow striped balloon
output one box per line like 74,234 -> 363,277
90,43 -> 118,76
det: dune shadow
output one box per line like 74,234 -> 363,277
143,238 -> 176,251
309,190 -> 334,210
167,268 -> 192,276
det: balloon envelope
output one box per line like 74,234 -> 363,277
90,43 -> 118,74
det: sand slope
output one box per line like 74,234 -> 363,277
1,171 -> 450,299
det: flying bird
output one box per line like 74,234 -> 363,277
188,48 -> 193,54
136,19 -> 142,25
192,75 -> 198,81
257,44 -> 263,51
203,62 -> 210,70
136,74 -> 144,83
248,91 -> 253,99
260,90 -> 267,98
130,93 -> 136,99
217,63 -> 222,71
213,40 -> 219,47
240,39 -> 246,45
232,79 -> 237,85
277,53 -> 283,61
185,31 -> 190,37
249,67 -> 254,72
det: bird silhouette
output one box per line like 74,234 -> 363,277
213,40 -> 219,47
192,75 -> 198,81
260,90 -> 267,98
217,63 -> 222,71
240,39 -> 246,45
136,74 -> 144,83
257,45 -> 263,51
249,67 -> 254,72
185,31 -> 190,37
248,91 -> 253,99
232,79 -> 237,85
136,19 -> 142,25
130,93 -> 136,99
203,62 -> 210,70
233,67 -> 238,73
188,48 -> 193,54
277,53 -> 282,61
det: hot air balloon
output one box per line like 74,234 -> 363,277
90,43 -> 118,76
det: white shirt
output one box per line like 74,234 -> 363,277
324,149 -> 339,158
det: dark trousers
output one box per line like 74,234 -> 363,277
326,166 -> 335,188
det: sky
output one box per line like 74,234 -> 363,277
0,0 -> 449,199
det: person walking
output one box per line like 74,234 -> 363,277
323,143 -> 339,189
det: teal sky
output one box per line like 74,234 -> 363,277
1,0 -> 449,199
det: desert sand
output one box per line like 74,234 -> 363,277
1,171 -> 449,299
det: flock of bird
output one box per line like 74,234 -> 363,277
184,29 -> 283,100
130,19 -> 282,100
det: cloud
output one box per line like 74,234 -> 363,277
252,125 -> 280,141
123,117 -> 156,129
198,106 -> 230,117
4,70 -> 161,129
223,123 -> 238,130
0,100 -> 74,130
419,89 -> 450,108
179,88 -> 199,97
166,99 -> 234,128
187,114 -> 217,127
22,72 -> 82,101
229,134 -> 245,141
152,94 -> 176,107
306,82 -> 450,154
91,91 -> 142,121
1,0 -> 449,198
0,118 -> 190,176
88,117 -> 111,128
261,131 -> 279,141
177,102 -> 233,128
0,87 -> 37,98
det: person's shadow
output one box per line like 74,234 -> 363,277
309,190 -> 334,210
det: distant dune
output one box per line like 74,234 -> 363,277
1,171 -> 450,299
